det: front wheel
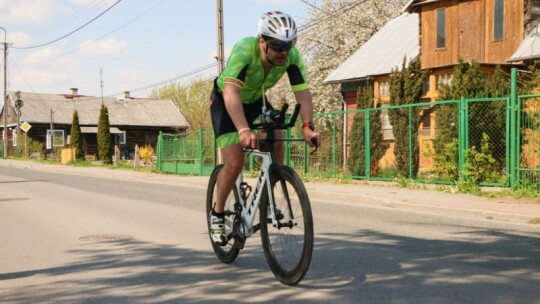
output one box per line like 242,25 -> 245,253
259,165 -> 314,285
206,164 -> 240,264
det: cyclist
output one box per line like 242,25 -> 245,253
209,11 -> 320,245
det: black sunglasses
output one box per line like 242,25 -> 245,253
265,38 -> 296,52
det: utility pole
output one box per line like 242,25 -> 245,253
216,0 -> 225,75
50,108 -> 54,160
14,91 -> 22,158
216,0 -> 225,164
100,68 -> 104,105
1,26 -> 7,158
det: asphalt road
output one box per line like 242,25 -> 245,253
1,164 -> 540,303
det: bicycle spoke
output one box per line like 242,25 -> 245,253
206,165 -> 240,264
260,166 -> 313,285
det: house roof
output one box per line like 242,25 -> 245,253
81,126 -> 123,134
5,92 -> 190,129
508,23 -> 540,62
402,0 -> 447,13
323,13 -> 420,84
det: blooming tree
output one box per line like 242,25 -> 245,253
269,0 -> 408,113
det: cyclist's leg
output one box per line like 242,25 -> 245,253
214,143 -> 243,213
210,79 -> 245,214
257,129 -> 285,164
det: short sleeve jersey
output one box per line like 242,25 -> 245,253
216,37 -> 309,104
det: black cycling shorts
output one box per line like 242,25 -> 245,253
210,79 -> 273,148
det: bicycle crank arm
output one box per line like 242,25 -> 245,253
228,232 -> 246,249
277,220 -> 297,229
252,223 -> 260,234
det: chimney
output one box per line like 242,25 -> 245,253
70,88 -> 78,96
124,91 -> 130,99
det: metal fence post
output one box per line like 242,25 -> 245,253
458,96 -> 467,180
364,109 -> 371,178
157,131 -> 162,172
285,128 -> 291,167
303,141 -> 308,175
332,114 -> 336,176
510,67 -> 518,188
408,106 -> 413,179
199,129 -> 204,176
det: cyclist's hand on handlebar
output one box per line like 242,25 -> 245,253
302,128 -> 320,148
239,129 -> 257,148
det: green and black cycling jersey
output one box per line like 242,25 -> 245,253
217,37 -> 309,103
210,37 -> 310,148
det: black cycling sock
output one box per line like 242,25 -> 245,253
212,207 -> 224,217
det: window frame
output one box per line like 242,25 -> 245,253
46,129 -> 65,148
494,0 -> 505,41
119,131 -> 127,145
381,110 -> 394,140
421,105 -> 432,137
436,8 -> 446,49
378,80 -> 389,97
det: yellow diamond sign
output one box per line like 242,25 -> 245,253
20,121 -> 32,133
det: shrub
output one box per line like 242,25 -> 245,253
97,104 -> 112,164
70,110 -> 85,161
139,145 -> 155,161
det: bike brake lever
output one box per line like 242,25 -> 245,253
310,138 -> 318,155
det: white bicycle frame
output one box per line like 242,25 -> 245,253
234,148 -> 281,238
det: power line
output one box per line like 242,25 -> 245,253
119,1 -> 366,96
11,1 -> 359,99
107,61 -> 220,96
30,0 -> 116,42
12,0 -> 122,50
297,0 -> 369,30
12,0 -> 167,67
297,0 -> 369,35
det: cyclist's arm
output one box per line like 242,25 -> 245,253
294,89 -> 320,147
223,83 -> 256,147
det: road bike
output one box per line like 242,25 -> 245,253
206,102 -> 315,286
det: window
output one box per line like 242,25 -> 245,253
436,73 -> 453,90
494,0 -> 504,40
12,128 -> 17,146
381,110 -> 394,140
46,129 -> 65,148
436,9 -> 446,48
423,76 -> 431,94
421,106 -> 432,137
378,80 -> 389,96
119,131 -> 127,145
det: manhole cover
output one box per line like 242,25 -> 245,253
78,234 -> 133,242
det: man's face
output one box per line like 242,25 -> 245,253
260,37 -> 294,66
266,47 -> 289,66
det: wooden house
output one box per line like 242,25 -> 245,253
324,0 -> 540,169
0,88 -> 189,158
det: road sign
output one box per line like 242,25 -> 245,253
20,121 -> 31,133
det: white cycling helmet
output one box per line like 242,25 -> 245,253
257,11 -> 297,42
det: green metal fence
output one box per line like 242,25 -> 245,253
155,68 -> 539,193
156,130 -> 215,175
517,94 -> 540,192
296,97 -> 509,187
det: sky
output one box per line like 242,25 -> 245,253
0,0 -> 314,99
